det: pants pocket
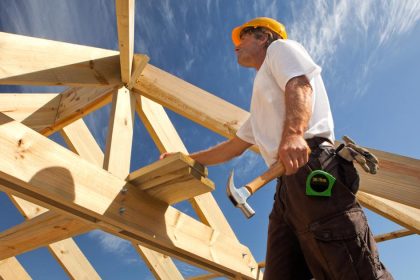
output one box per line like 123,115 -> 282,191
309,209 -> 385,280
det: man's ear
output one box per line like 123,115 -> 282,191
258,33 -> 269,46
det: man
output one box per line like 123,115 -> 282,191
162,17 -> 392,279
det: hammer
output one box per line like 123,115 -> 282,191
226,161 -> 285,218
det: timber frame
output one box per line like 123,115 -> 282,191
0,1 -> 419,279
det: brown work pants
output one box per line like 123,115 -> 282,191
264,141 -> 393,280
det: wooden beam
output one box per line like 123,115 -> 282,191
358,148 -> 420,209
103,87 -> 136,178
60,119 -> 104,166
0,211 -> 91,260
0,93 -> 59,132
135,246 -> 184,280
127,55 -> 150,90
374,229 -> 415,243
0,32 -> 121,86
136,96 -> 238,239
0,87 -> 116,136
47,86 -> 117,136
136,95 -> 188,154
62,116 -> 185,280
133,64 -> 248,139
115,0 -> 135,84
49,239 -> 101,280
0,114 -> 258,278
0,257 -> 31,280
357,192 -> 420,233
128,153 -> 214,204
188,261 -> 265,280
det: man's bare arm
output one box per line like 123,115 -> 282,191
160,136 -> 252,166
189,136 -> 252,166
278,75 -> 313,175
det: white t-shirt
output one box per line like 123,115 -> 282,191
236,39 -> 335,166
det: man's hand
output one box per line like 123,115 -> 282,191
278,134 -> 310,175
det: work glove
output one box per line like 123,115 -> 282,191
337,135 -> 379,174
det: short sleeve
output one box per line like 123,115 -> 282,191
236,116 -> 255,145
267,40 -> 321,91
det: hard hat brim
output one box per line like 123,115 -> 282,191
231,26 -> 243,47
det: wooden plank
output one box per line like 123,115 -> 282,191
136,95 -> 188,154
187,273 -> 222,280
60,119 -> 104,167
374,229 -> 415,243
127,55 -> 150,90
0,93 -> 59,132
0,211 -> 91,260
136,96 -> 238,239
47,86 -> 117,136
0,114 -> 258,278
49,239 -> 101,280
128,153 -> 213,204
103,87 -> 136,178
0,32 -> 121,86
0,87 -> 116,136
128,152 -> 206,185
357,148 -> 420,209
9,195 -> 49,219
133,64 -> 248,139
115,0 -> 135,84
135,245 -> 184,280
0,257 -> 32,280
357,192 -> 420,233
63,116 -> 184,280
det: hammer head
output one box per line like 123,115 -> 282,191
226,170 -> 255,218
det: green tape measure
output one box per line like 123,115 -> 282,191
306,170 -> 336,197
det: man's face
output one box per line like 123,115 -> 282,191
234,32 -> 266,69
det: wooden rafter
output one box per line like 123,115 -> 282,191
0,257 -> 32,280
374,229 -> 415,243
127,54 -> 150,90
358,192 -> 420,233
60,119 -> 105,166
103,87 -> 136,177
135,246 -> 184,280
0,86 -> 116,136
0,210 -> 91,260
0,114 -> 258,279
0,32 -> 121,87
115,0 -> 135,84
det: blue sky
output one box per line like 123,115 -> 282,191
0,0 -> 419,279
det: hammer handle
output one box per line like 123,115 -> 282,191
245,161 -> 285,194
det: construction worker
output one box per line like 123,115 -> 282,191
161,17 -> 393,279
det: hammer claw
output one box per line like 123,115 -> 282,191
226,169 -> 255,219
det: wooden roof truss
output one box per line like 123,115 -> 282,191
0,1 -> 419,279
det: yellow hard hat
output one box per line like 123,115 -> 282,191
231,17 -> 288,46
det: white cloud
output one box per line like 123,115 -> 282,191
228,150 -> 263,179
289,0 -> 420,66
286,0 -> 419,98
88,230 -> 131,255
377,0 -> 420,46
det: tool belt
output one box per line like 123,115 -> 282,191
306,136 -> 379,175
